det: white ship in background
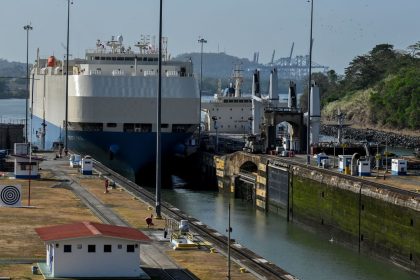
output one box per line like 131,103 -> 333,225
202,66 -> 253,134
30,35 -> 199,182
202,66 -> 288,135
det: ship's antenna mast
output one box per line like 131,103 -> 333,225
232,64 -> 243,97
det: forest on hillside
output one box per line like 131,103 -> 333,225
0,59 -> 27,99
308,42 -> 420,130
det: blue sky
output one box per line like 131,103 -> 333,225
0,0 -> 418,73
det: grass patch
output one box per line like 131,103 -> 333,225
0,173 -> 99,259
166,250 -> 256,280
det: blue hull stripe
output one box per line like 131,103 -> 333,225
31,115 -> 193,174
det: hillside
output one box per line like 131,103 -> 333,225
317,43 -> 420,132
175,52 -> 305,95
0,59 -> 27,98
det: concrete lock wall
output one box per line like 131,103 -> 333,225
208,152 -> 420,274
290,170 -> 419,274
0,124 -> 24,150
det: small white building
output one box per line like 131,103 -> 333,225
13,155 -> 42,179
338,155 -> 353,174
358,160 -> 371,176
391,159 -> 407,175
81,155 -> 93,175
12,143 -> 42,179
35,221 -> 150,278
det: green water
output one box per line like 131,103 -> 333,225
162,189 -> 418,280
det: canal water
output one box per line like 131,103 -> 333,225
2,98 -> 418,280
162,189 -> 417,280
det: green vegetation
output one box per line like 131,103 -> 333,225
310,42 -> 420,130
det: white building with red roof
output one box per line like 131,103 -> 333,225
35,221 -> 151,278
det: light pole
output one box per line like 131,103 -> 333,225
64,0 -> 71,156
226,202 -> 232,280
306,0 -> 314,165
155,0 -> 163,219
23,24 -> 33,144
198,37 -> 207,144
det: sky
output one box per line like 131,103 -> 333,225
0,0 -> 419,74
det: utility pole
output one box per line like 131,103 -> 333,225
227,203 -> 232,280
198,37 -> 207,145
306,0 -> 314,165
64,0 -> 71,156
28,72 -> 35,206
23,24 -> 33,144
155,0 -> 163,219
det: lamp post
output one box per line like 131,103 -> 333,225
306,0 -> 314,165
155,0 -> 163,219
198,37 -> 207,144
384,137 -> 388,180
64,0 -> 71,156
23,24 -> 33,144
226,202 -> 232,280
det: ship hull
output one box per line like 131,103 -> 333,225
32,115 -> 192,184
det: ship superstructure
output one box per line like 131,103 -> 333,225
202,66 -> 253,134
30,35 -> 199,181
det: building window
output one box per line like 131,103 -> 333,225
127,245 -> 135,252
107,123 -> 117,128
88,245 -> 96,253
118,244 -> 122,249
64,245 -> 72,253
104,245 -> 112,253
77,244 -> 82,249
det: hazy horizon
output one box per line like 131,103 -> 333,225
0,0 -> 418,74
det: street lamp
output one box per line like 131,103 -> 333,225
64,0 -> 72,156
226,202 -> 232,280
212,116 -> 218,153
198,37 -> 207,144
155,0 -> 163,219
23,24 -> 33,144
306,0 -> 314,165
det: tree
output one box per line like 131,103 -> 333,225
407,41 -> 420,58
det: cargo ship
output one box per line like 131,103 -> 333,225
30,35 -> 199,183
